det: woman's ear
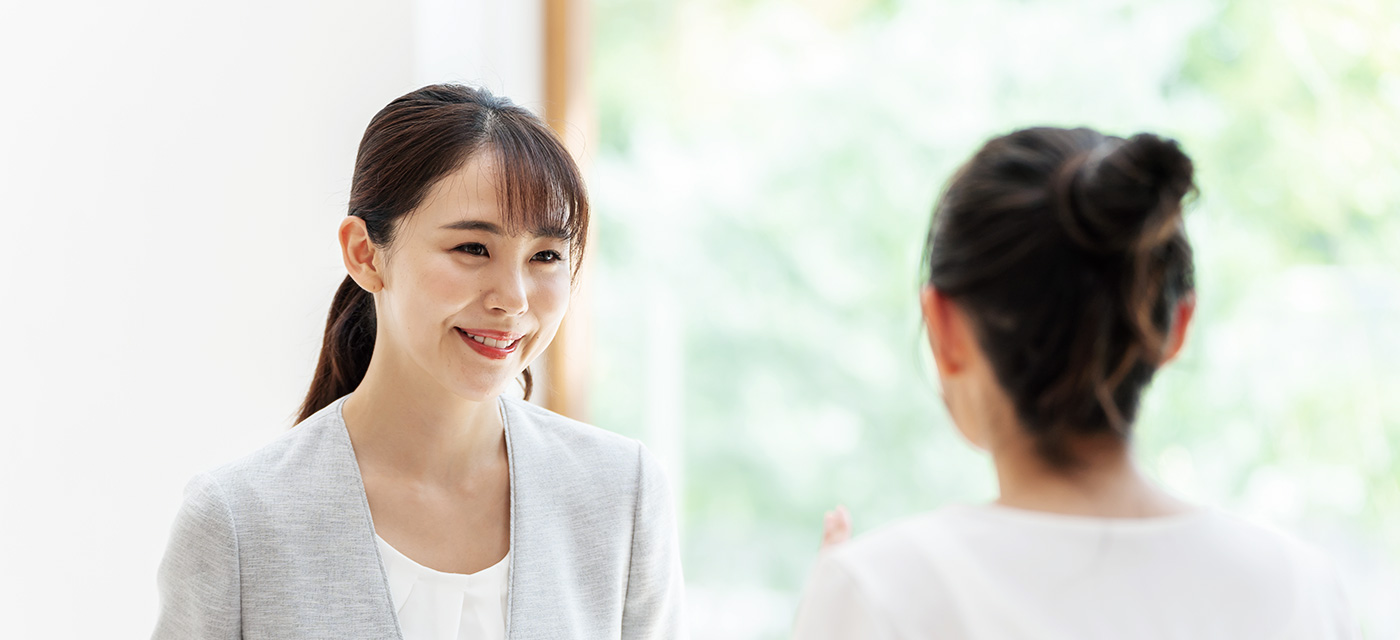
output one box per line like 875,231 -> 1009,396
339,216 -> 384,293
1161,292 -> 1196,365
921,285 -> 967,377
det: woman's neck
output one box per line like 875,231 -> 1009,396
342,353 -> 506,485
990,435 -> 1193,519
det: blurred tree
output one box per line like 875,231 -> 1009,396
591,0 -> 1399,637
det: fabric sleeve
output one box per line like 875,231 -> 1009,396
1317,565 -> 1364,640
620,443 -> 688,640
151,473 -> 242,640
791,551 -> 888,640
1277,547 -> 1363,640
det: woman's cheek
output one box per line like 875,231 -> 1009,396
427,260 -> 478,310
537,273 -> 571,322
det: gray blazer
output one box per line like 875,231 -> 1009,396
152,395 -> 685,639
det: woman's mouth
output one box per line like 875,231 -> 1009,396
455,328 -> 523,360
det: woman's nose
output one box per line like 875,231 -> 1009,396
484,263 -> 529,315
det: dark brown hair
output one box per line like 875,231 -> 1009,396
297,84 -> 589,423
925,127 -> 1195,469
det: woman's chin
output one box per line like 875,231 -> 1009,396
446,374 -> 522,403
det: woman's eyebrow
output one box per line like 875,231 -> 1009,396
443,219 -> 570,239
533,224 -> 570,239
441,220 -> 503,233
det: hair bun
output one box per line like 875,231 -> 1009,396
1057,132 -> 1195,255
925,126 -> 1198,469
1105,133 -> 1195,202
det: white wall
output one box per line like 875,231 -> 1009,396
0,1 -> 541,635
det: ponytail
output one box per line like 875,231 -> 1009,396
297,275 -> 376,423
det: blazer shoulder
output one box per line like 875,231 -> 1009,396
201,398 -> 353,496
501,397 -> 647,481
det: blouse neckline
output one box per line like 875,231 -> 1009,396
333,393 -> 519,637
375,533 -> 511,586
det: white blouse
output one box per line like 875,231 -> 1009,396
792,504 -> 1358,640
376,535 -> 510,640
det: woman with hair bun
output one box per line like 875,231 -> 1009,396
793,127 -> 1356,639
152,85 -> 684,640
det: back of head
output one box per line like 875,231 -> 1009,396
925,127 -> 1196,469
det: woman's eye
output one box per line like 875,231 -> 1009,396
533,250 -> 564,263
454,243 -> 488,257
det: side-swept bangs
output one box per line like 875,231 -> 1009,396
487,109 -> 589,275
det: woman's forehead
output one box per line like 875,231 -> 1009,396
397,143 -> 581,246
418,156 -> 503,221
405,164 -> 566,240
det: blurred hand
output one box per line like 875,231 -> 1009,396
820,505 -> 852,549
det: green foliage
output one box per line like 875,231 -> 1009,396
591,0 -> 1400,637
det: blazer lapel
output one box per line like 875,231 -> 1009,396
325,396 -> 408,640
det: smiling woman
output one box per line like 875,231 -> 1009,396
302,84 -> 588,414
336,151 -> 575,406
151,85 -> 685,640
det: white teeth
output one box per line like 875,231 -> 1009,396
465,331 -> 514,349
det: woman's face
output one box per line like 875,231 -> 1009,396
368,153 -> 573,401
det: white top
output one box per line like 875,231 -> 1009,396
792,504 -> 1358,640
376,535 -> 510,640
